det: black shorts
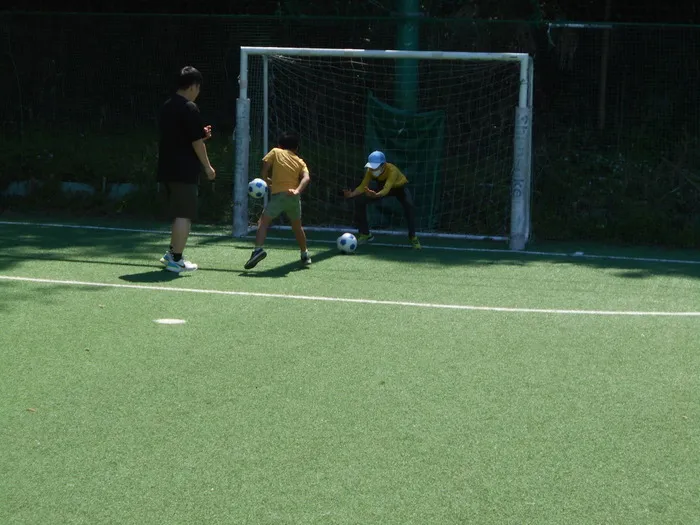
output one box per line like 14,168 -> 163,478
163,182 -> 198,220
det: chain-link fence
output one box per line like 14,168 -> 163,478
0,13 -> 698,245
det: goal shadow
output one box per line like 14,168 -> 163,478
355,240 -> 700,281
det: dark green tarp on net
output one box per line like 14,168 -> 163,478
364,92 -> 445,232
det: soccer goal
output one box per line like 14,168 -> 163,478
234,46 -> 533,250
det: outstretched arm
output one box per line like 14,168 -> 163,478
344,171 -> 371,198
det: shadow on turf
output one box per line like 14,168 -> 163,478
0,254 -> 158,270
2,219 -> 699,281
239,247 -> 339,278
119,270 -> 182,283
117,248 -> 340,282
0,249 -> 339,283
339,240 -> 700,281
0,279 -> 107,312
0,223 -> 164,275
197,231 -> 700,280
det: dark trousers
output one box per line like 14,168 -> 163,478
353,186 -> 416,238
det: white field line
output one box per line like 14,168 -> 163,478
1,275 -> 698,317
2,220 -> 700,265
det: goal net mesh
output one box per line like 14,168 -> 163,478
246,54 -> 522,238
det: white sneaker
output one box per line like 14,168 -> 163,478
165,257 -> 198,273
160,252 -> 174,265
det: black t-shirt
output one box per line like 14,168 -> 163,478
157,94 -> 206,183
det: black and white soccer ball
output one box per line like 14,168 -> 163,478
337,233 -> 357,254
248,178 -> 267,199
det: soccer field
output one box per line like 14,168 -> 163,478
1,219 -> 699,524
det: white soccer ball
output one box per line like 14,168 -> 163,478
337,233 -> 357,254
248,178 -> 267,199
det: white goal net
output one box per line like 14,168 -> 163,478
235,47 -> 533,249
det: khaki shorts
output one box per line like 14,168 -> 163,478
163,182 -> 198,220
264,192 -> 301,221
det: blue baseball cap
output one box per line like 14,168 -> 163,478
364,151 -> 386,169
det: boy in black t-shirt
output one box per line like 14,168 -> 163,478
157,66 -> 216,273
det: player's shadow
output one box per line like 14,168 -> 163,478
119,270 -> 182,283
240,247 -> 339,278
117,247 -> 339,281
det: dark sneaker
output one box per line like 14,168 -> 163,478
244,248 -> 267,269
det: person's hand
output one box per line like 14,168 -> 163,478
342,189 -> 353,198
204,125 -> 212,140
365,188 -> 379,198
287,188 -> 299,196
205,165 -> 216,180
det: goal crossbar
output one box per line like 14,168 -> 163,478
234,46 -> 533,249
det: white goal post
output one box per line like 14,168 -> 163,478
234,46 -> 533,250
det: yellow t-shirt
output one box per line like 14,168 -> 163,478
262,148 -> 309,194
355,163 -> 408,197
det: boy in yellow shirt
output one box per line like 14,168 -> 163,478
245,133 -> 311,269
343,151 -> 421,249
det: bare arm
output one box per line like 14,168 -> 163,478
261,160 -> 273,184
192,139 -> 215,180
296,169 -> 310,193
288,169 -> 310,195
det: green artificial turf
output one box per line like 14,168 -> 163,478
0,220 -> 698,524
